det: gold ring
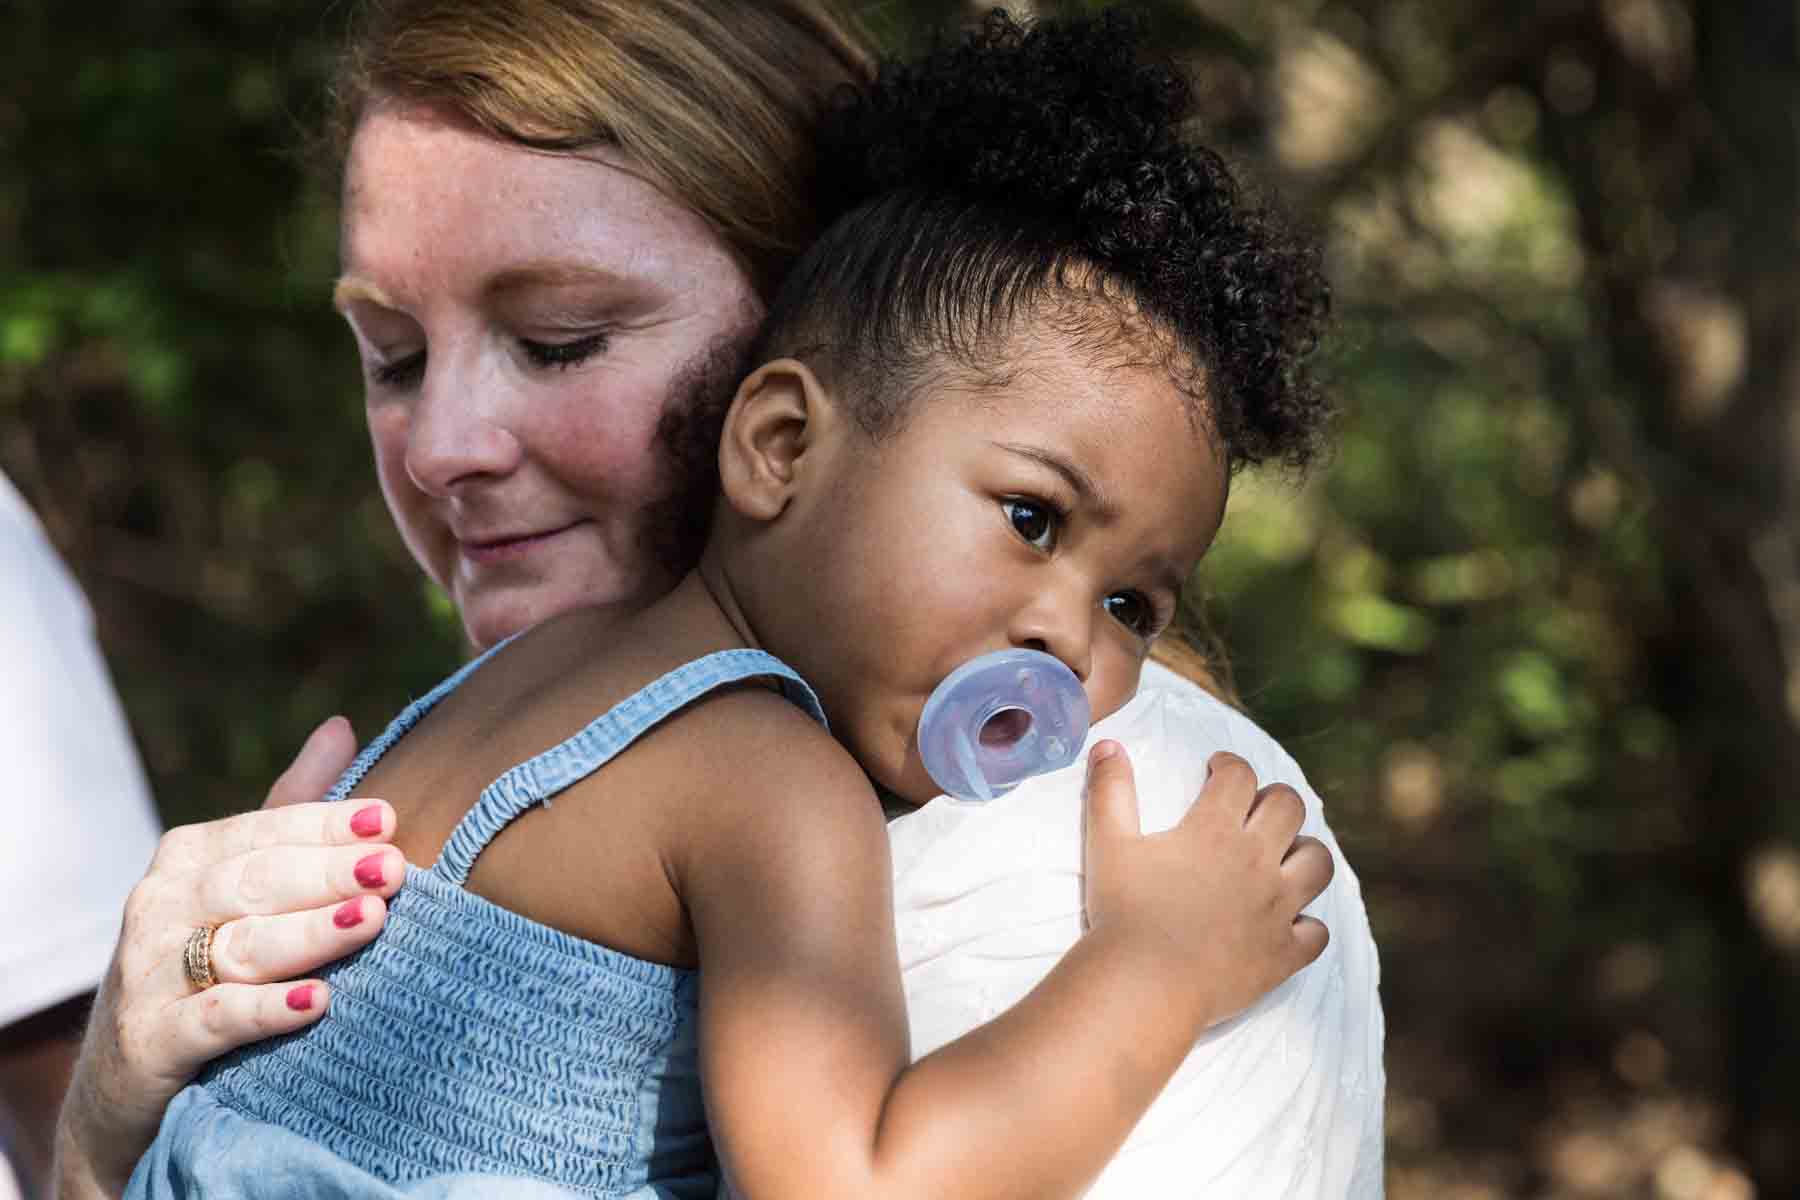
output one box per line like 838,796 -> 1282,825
182,924 -> 219,991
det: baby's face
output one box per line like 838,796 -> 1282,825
767,320 -> 1230,806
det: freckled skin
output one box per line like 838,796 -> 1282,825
337,101 -> 763,649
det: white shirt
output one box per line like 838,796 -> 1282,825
890,660 -> 1386,1197
0,471 -> 162,1028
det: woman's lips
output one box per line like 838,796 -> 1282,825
458,521 -> 585,566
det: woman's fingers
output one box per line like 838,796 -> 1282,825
157,980 -> 335,1080
264,715 -> 359,810
194,841 -> 405,924
208,894 -> 389,986
152,798 -> 395,877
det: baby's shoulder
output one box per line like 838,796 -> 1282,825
662,685 -> 877,822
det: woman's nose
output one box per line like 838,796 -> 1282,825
1009,585 -> 1095,683
403,361 -> 523,497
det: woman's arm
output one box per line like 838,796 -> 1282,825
52,717 -> 405,1200
678,692 -> 1331,1200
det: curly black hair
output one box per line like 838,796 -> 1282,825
747,7 -> 1333,473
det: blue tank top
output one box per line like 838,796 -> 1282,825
127,647 -> 826,1200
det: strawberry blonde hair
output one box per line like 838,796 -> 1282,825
327,0 -> 875,293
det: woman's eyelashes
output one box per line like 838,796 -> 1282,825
372,350 -> 426,389
520,331 -> 610,370
367,333 -> 611,389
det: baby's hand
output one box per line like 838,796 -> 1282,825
1082,742 -> 1332,1024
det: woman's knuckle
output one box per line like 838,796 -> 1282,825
153,825 -> 201,870
196,989 -> 231,1036
119,878 -> 160,936
212,920 -> 248,978
235,851 -> 275,908
114,1012 -> 152,1064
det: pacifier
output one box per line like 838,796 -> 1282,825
916,649 -> 1091,804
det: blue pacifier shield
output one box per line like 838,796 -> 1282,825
916,649 -> 1091,804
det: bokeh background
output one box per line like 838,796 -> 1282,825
4,0 -> 1797,1195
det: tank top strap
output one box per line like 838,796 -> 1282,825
324,636 -> 518,805
433,648 -> 827,885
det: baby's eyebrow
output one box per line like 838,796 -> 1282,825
992,442 -> 1119,521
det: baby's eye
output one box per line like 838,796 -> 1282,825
1103,591 -> 1158,638
1002,499 -> 1059,551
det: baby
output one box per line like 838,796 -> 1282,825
129,11 -> 1335,1199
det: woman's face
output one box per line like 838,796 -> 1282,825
337,101 -> 763,649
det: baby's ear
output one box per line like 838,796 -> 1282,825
717,358 -> 840,521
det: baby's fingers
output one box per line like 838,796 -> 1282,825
1245,782 -> 1306,854
1082,741 -> 1139,923
1282,835 -> 1335,912
1289,914 -> 1331,969
1175,752 -> 1259,834
1083,740 -> 1140,845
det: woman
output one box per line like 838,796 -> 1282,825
55,2 -> 1384,1197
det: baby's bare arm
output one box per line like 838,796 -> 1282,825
677,693 -> 1331,1200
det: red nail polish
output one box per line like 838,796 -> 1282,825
354,853 -> 387,889
333,899 -> 365,929
350,805 -> 384,838
286,984 -> 315,1011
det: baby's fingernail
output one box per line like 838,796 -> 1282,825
333,899 -> 365,929
354,853 -> 388,889
1090,740 -> 1121,763
350,805 -> 384,838
286,984 -> 316,1012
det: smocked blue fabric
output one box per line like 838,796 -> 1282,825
127,647 -> 826,1199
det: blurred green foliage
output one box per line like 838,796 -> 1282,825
4,1 -> 1797,1195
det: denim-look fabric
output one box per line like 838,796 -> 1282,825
128,648 -> 825,1200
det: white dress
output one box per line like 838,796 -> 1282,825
889,660 -> 1386,1197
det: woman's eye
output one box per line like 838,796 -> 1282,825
1002,499 -> 1059,551
1103,591 -> 1159,638
371,350 -> 426,389
522,333 -> 609,370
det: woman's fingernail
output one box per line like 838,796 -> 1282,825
286,984 -> 315,1011
354,852 -> 387,889
350,805 -> 384,838
333,899 -> 365,929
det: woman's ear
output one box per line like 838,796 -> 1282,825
717,358 -> 839,521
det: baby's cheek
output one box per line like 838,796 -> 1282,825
1086,654 -> 1144,724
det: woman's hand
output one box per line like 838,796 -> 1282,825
54,717 -> 404,1199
